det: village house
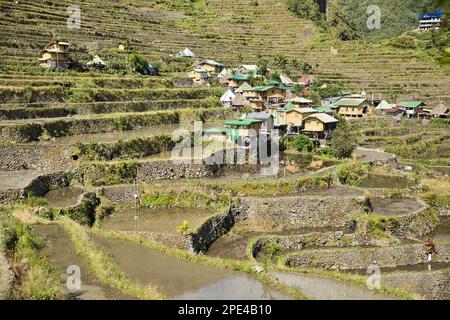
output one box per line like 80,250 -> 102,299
302,113 -> 339,139
188,68 -> 210,84
245,112 -> 274,134
288,96 -> 313,108
198,59 -> 226,74
231,92 -> 251,111
280,102 -> 316,134
236,64 -> 259,76
335,98 -> 374,118
228,74 -> 250,88
38,41 -> 70,68
298,75 -> 314,86
220,89 -> 235,107
253,86 -> 286,105
385,107 -> 404,117
223,119 -> 263,146
397,101 -> 426,118
430,102 -> 449,118
375,100 -> 395,113
313,107 -> 333,115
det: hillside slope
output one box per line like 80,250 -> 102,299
0,0 -> 449,104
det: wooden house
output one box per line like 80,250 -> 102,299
223,119 -> 263,145
245,112 -> 274,134
188,69 -> 210,84
198,59 -> 225,74
228,74 -> 250,88
302,113 -> 339,138
398,101 -> 426,118
335,98 -> 374,117
39,41 -> 70,68
288,96 -> 313,108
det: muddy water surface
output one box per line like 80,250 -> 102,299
359,174 -> 412,189
371,197 -> 424,216
426,217 -> 450,241
33,224 -> 132,300
44,186 -> 84,208
92,236 -> 292,300
101,207 -> 215,234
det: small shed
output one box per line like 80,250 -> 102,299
177,48 -> 194,58
87,55 -> 107,69
430,102 -> 449,118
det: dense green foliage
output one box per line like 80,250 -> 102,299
289,134 -> 315,152
329,119 -> 357,159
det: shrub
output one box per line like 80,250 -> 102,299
290,134 -> 314,152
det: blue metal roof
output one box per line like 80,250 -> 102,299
419,12 -> 443,19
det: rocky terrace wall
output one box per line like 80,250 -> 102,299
285,243 -> 450,270
233,194 -> 366,230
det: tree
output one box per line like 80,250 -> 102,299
128,52 -> 149,75
329,119 -> 357,158
257,56 -> 270,77
290,134 -> 314,152
274,53 -> 288,68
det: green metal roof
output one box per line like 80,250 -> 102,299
334,98 -> 366,107
398,101 -> 425,108
284,102 -> 296,111
252,86 -> 275,92
232,74 -> 250,81
224,119 -> 260,126
313,107 -> 333,113
266,79 -> 281,85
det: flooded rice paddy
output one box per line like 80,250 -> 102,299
371,197 -> 424,216
101,207 -> 215,234
33,224 -> 132,300
44,186 -> 84,208
271,271 -> 396,300
359,173 -> 412,189
92,236 -> 292,300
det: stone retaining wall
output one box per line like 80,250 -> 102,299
251,231 -> 393,259
100,185 -> 137,205
79,159 -> 221,186
188,208 -> 235,254
383,269 -> 450,300
0,144 -> 72,171
285,243 -> 450,270
233,194 -> 366,230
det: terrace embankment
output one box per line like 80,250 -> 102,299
284,243 -> 450,270
382,269 -> 450,300
78,159 -> 221,186
232,188 -> 366,231
33,224 -> 132,300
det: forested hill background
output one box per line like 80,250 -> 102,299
286,0 -> 442,40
